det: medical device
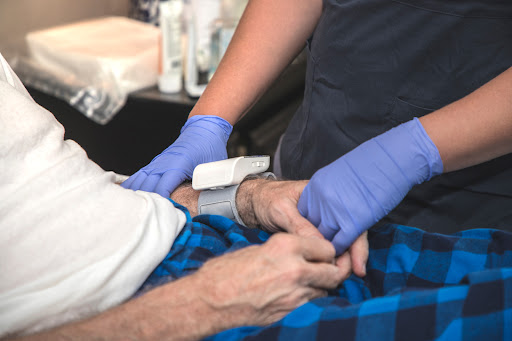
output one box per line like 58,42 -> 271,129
192,155 -> 270,190
193,156 -> 274,225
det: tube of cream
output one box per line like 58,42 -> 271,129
158,0 -> 183,93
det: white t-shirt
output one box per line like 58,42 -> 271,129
0,54 -> 187,337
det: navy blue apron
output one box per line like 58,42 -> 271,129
279,0 -> 512,233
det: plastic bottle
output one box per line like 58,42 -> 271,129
158,0 -> 183,93
209,0 -> 248,79
183,0 -> 220,97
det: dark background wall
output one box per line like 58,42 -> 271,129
28,58 -> 305,176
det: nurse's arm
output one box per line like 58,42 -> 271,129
188,0 -> 323,124
420,67 -> 512,172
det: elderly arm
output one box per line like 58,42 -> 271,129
9,233 -> 348,341
170,179 -> 318,234
171,179 -> 368,276
6,180 -> 352,341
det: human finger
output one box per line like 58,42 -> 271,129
281,181 -> 324,238
296,235 -> 337,263
294,287 -> 328,306
349,231 -> 368,277
121,171 -> 145,190
120,175 -> 135,189
287,213 -> 324,239
332,228 -> 361,256
301,262 -> 347,289
335,251 -> 352,276
317,223 -> 338,242
139,174 -> 162,192
154,171 -> 184,198
258,288 -> 328,326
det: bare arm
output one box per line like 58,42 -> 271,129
171,179 -> 368,276
10,233 -> 347,341
9,229 -> 347,341
170,179 -> 318,234
189,0 -> 323,124
420,67 -> 512,172
7,181 -> 351,341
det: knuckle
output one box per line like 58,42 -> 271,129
267,233 -> 298,252
323,241 -> 337,258
285,262 -> 307,283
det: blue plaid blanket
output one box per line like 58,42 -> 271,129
139,201 -> 512,340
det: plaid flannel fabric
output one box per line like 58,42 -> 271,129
139,200 -> 512,340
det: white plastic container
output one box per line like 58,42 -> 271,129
158,0 -> 183,93
183,0 -> 221,97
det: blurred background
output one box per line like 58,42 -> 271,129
0,0 -> 306,175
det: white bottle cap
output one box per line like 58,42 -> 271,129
158,74 -> 182,93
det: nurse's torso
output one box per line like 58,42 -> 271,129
280,0 -> 512,233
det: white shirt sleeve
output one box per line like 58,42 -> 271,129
0,53 -> 187,337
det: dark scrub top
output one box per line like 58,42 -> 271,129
279,0 -> 512,234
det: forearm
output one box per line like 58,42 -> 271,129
10,202 -> 344,341
420,67 -> 512,172
169,179 -> 270,228
189,0 -> 323,124
9,274 -> 233,341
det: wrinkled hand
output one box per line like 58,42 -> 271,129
345,231 -> 368,277
193,233 -> 350,326
241,179 -> 369,277
298,118 -> 443,255
245,180 -> 322,238
122,115 -> 232,197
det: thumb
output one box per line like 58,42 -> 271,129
288,214 -> 324,239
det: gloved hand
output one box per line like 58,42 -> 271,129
122,115 -> 233,197
298,118 -> 443,255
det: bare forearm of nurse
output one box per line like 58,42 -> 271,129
298,66 -> 512,255
123,0 -> 324,198
420,67 -> 512,172
189,0 -> 323,124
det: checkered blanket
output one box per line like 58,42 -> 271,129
139,201 -> 512,340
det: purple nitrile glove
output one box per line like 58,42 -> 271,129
298,118 -> 443,255
122,115 -> 233,197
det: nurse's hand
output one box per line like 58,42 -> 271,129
298,118 -> 444,255
241,178 -> 368,277
122,115 -> 232,198
170,178 -> 369,277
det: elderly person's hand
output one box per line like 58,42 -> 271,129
170,178 -> 369,277
190,232 -> 350,327
238,179 -> 369,277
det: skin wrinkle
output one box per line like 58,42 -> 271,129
7,177 -> 367,340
